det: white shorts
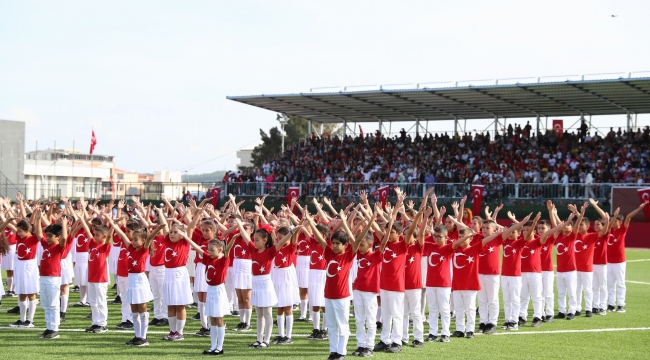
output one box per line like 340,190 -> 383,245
15,258 -> 40,294
186,250 -> 196,277
162,266 -> 193,306
296,256 -> 310,288
109,245 -> 121,274
251,274 -> 278,308
206,284 -> 230,318
233,259 -> 253,289
125,272 -> 154,304
1,244 -> 16,270
194,263 -> 208,293
421,257 -> 428,285
272,266 -> 300,307
74,252 -> 89,286
308,269 -> 326,307
60,257 -> 73,285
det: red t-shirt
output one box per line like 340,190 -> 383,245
4,228 -> 16,245
74,229 -> 90,253
324,246 -> 355,299
555,232 -> 577,273
520,236 -> 543,273
149,235 -> 166,266
163,235 -> 190,269
127,244 -> 149,274
274,243 -> 297,269
249,242 -> 276,276
607,224 -> 627,264
592,233 -> 610,265
422,242 -> 453,288
203,255 -> 230,286
193,232 -> 209,265
379,238 -> 407,292
297,233 -> 311,256
112,230 -> 123,247
39,238 -> 74,276
540,237 -> 555,271
88,238 -> 111,283
16,234 -> 40,261
353,250 -> 381,293
309,236 -> 329,270
224,230 -> 240,267
452,240 -> 483,291
404,242 -> 423,290
501,235 -> 526,276
232,235 -> 252,261
575,232 -> 599,272
116,242 -> 130,277
478,234 -> 502,275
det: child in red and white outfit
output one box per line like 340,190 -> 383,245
271,226 -> 300,345
476,217 -> 502,335
148,208 -> 168,327
192,220 -> 218,337
518,215 -> 545,327
306,223 -> 331,340
9,215 -> 41,328
83,216 -> 113,334
37,212 -> 73,339
1,225 -> 17,296
226,214 -> 254,331
587,199 -> 613,314
540,201 -> 558,322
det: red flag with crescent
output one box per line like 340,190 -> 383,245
211,187 -> 221,208
472,184 -> 484,217
552,120 -> 563,135
637,188 -> 650,222
287,187 -> 300,205
378,185 -> 389,209
90,130 -> 97,154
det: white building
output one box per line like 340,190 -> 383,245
236,144 -> 258,169
23,148 -> 114,199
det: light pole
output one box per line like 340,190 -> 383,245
276,114 -> 289,153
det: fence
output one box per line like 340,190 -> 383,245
2,181 -> 648,203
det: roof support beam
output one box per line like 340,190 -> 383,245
567,84 -> 630,112
619,81 -> 650,101
468,87 -> 543,117
426,91 -> 498,118
382,92 -> 465,120
517,86 -> 587,115
268,97 -> 346,122
301,95 -> 381,121
342,93 -> 420,120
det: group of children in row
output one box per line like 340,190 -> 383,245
0,189 -> 643,360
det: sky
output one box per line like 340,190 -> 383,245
1,0 -> 649,175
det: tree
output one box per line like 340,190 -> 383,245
284,116 -> 309,146
251,127 -> 283,167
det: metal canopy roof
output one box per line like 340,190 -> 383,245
227,77 -> 650,124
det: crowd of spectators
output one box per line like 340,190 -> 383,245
221,123 -> 650,201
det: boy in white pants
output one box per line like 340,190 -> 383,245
518,217 -> 545,327
351,229 -> 380,356
423,224 -> 454,342
81,217 -> 112,334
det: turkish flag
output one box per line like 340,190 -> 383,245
472,184 -> 484,217
552,120 -> 563,135
287,187 -> 300,205
378,185 -> 389,209
359,125 -> 364,139
637,188 -> 650,222
90,130 -> 97,154
211,187 -> 221,208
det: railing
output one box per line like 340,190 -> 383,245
2,181 -> 648,203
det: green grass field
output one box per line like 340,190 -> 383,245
1,249 -> 649,359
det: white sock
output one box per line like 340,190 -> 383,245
80,286 -> 88,304
311,310 -> 320,330
322,311 -> 327,330
244,308 -> 252,325
286,315 -> 294,338
60,294 -> 69,313
256,307 -> 265,342
168,316 -> 177,333
300,299 -> 308,318
210,325 -> 218,350
199,302 -> 207,329
7,277 -> 13,292
140,312 -> 149,339
239,307 -> 245,323
263,308 -> 273,343
277,314 -> 285,337
176,319 -> 186,334
217,326 -> 225,351
28,300 -> 37,322
132,313 -> 141,338
19,298 -> 28,322
192,291 -> 198,304
377,306 -> 382,322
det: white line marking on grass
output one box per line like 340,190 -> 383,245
2,327 -> 649,337
627,259 -> 650,263
626,280 -> 650,285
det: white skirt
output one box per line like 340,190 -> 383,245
109,245 -> 121,274
272,266 -> 300,307
36,242 -> 43,266
206,284 -> 230,318
296,256 -> 310,288
233,259 -> 252,289
60,257 -> 73,284
251,274 -> 278,308
126,272 -> 154,304
1,244 -> 16,270
421,257 -> 428,286
186,250 -> 196,277
74,252 -> 89,286
162,266 -> 193,306
15,258 -> 40,294
308,269 -> 326,307
194,263 -> 208,293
